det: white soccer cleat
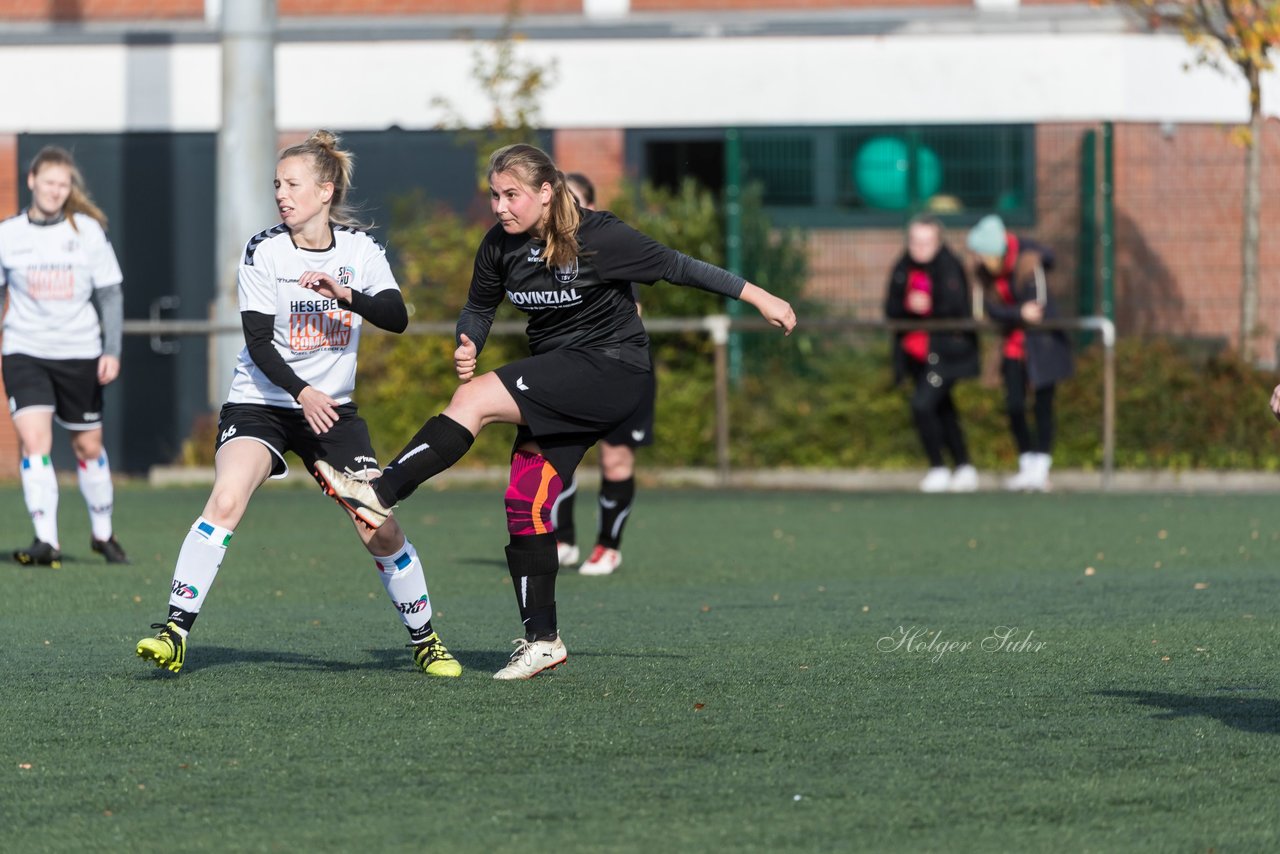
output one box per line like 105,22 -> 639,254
493,635 -> 568,680
313,460 -> 395,529
949,464 -> 979,493
556,541 -> 580,568
919,467 -> 951,493
578,545 -> 621,576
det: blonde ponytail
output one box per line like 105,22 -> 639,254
279,129 -> 367,229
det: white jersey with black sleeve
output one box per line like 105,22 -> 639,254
0,212 -> 123,360
226,224 -> 398,408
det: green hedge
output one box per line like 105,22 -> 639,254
182,185 -> 1280,473
711,335 -> 1280,471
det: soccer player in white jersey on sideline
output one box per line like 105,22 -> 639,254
316,142 -> 796,680
0,145 -> 129,568
550,172 -> 655,577
136,130 -> 460,677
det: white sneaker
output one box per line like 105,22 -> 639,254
1003,453 -> 1038,492
556,542 -> 580,568
949,464 -> 979,492
1028,453 -> 1052,493
493,635 -> 568,680
579,545 -> 622,576
919,467 -> 951,493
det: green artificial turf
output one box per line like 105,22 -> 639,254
2,483 -> 1279,852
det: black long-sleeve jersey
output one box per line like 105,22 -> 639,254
457,209 -> 745,370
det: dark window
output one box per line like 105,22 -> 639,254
742,134 -> 814,206
644,139 -> 724,196
627,125 -> 1036,229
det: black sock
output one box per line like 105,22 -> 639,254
597,476 -> 635,550
552,476 -> 578,546
376,414 -> 474,504
408,620 -> 435,644
505,532 -> 559,640
166,606 -> 197,633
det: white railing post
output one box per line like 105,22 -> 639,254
704,315 -> 733,486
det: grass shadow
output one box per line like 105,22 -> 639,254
1098,689 -> 1280,735
1,550 -> 100,567
147,644 -> 409,675
140,644 -> 688,677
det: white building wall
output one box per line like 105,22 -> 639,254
0,31 -> 1270,134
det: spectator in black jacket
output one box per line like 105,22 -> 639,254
885,214 -> 981,493
967,214 -> 1073,492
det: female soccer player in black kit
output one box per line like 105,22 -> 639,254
316,143 -> 797,680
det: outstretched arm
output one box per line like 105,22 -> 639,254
740,282 -> 797,335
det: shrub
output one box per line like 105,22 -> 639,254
192,188 -> 1280,475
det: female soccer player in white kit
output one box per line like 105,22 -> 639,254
135,130 -> 459,677
0,145 -> 129,567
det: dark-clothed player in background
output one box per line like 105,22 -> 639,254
550,171 -> 655,576
135,130 -> 460,678
316,142 -> 797,680
0,145 -> 129,568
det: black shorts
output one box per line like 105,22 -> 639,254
602,367 -> 655,448
494,349 -> 653,483
2,353 -> 104,430
214,402 -> 380,481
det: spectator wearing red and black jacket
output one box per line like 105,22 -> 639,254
968,214 -> 1073,492
884,214 -> 980,493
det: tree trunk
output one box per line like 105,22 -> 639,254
1241,68 -> 1263,363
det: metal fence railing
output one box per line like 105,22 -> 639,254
124,315 -> 1117,489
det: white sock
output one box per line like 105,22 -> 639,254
372,540 -> 434,642
167,517 -> 234,632
20,454 -> 59,547
77,451 -> 115,541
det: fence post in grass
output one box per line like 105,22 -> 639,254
707,314 -> 733,486
1077,315 -> 1116,490
1100,316 -> 1116,491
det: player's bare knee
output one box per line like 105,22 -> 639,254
203,488 -> 248,528
600,444 -> 635,481
443,384 -> 485,429
70,432 -> 104,461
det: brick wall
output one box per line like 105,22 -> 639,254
0,135 -> 18,479
553,129 -> 627,209
0,0 -> 201,20
278,0 -> 580,14
793,124 -> 1090,320
1112,120 -> 1280,359
0,1 -> 1061,20
776,119 -> 1280,366
632,0 -> 966,9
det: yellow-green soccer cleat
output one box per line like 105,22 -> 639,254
412,631 -> 462,677
136,622 -> 186,673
